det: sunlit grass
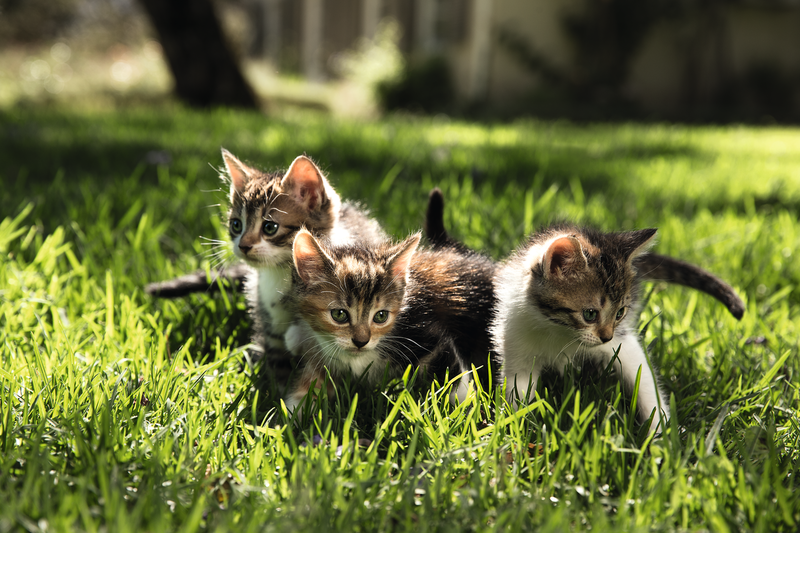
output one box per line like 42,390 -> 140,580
0,105 -> 798,531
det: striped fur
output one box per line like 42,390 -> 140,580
425,188 -> 745,433
493,225 -> 669,434
282,229 -> 498,413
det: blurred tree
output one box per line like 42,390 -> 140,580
138,0 -> 258,108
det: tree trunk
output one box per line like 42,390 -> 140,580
139,0 -> 258,108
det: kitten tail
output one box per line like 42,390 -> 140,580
145,263 -> 249,298
423,187 -> 477,254
424,187 -> 448,245
635,253 -> 745,320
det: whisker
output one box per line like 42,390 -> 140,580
386,334 -> 431,354
555,337 -> 581,361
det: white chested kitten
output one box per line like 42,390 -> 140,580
426,188 -> 745,434
282,228 -> 497,413
492,225 -> 668,434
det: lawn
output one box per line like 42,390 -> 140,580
1,105 -> 798,532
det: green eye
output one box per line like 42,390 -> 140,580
373,310 -> 389,324
330,309 -> 349,323
230,218 -> 243,235
582,309 -> 598,323
615,307 -> 626,321
263,221 -> 279,236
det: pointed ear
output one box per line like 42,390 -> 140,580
387,233 -> 421,280
622,228 -> 658,262
221,148 -> 255,202
281,156 -> 329,211
544,236 -> 587,278
293,229 -> 333,284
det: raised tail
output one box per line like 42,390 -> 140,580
635,253 -> 745,320
145,263 -> 250,298
424,187 -> 449,246
423,187 -> 474,254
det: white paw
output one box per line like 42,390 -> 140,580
283,393 -> 301,414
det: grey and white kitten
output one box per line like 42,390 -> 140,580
493,226 -> 668,433
425,188 -> 744,434
282,228 -> 498,413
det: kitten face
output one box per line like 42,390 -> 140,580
530,229 -> 657,347
537,268 -> 631,346
496,226 -> 666,432
292,229 -> 419,370
222,150 -> 340,269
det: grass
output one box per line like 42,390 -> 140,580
1,104 -> 799,532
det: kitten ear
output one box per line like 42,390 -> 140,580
293,228 -> 333,284
544,236 -> 587,278
221,148 -> 255,202
281,156 -> 330,211
387,233 -> 421,280
622,228 -> 658,263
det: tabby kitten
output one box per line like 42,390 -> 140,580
144,150 -> 386,360
426,187 -> 743,433
493,226 -> 668,433
281,228 -> 497,412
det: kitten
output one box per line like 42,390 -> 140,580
426,187 -> 743,434
281,228 -> 498,412
492,225 -> 669,433
147,150 -> 386,361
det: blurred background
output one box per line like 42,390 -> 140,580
3,0 -> 800,122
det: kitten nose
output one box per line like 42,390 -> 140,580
352,337 -> 369,349
238,243 -> 252,255
598,325 -> 614,343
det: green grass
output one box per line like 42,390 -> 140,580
1,105 -> 798,532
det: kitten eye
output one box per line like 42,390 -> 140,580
230,218 -> 243,235
582,309 -> 598,323
262,221 -> 279,236
615,307 -> 626,321
330,309 -> 349,324
373,310 -> 389,324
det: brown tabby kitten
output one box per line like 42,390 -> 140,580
493,225 -> 669,433
282,228 -> 498,412
426,188 -> 743,434
147,150 -> 386,361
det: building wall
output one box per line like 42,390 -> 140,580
483,0 -> 584,105
259,0 -> 800,116
624,5 -> 800,115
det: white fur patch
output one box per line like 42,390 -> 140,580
343,349 -> 384,378
493,243 -> 668,434
244,263 -> 294,339
285,323 -> 310,357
